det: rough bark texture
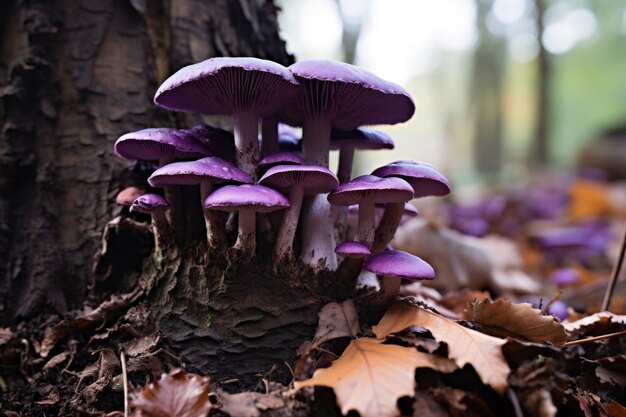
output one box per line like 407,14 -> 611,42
0,0 -> 292,324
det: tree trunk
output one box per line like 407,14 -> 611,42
0,0 -> 305,381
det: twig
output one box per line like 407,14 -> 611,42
121,350 -> 129,417
602,221 -> 626,311
562,330 -> 626,347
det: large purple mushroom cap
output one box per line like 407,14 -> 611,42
115,128 -> 211,163
363,250 -> 435,280
335,240 -> 371,258
148,157 -> 253,187
282,60 -> 415,129
130,193 -> 169,214
259,165 -> 339,194
154,57 -> 300,116
328,175 -> 414,206
330,128 -> 394,151
204,184 -> 289,213
372,160 -> 450,198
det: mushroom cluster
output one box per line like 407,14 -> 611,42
114,57 -> 451,295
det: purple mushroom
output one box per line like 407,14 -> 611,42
550,268 -> 580,287
258,152 -> 305,173
281,59 -> 415,270
328,175 -> 414,248
335,241 -> 371,258
258,165 -> 338,259
154,57 -> 300,179
363,250 -> 435,300
204,184 -> 289,253
148,157 -> 253,248
181,124 -> 236,163
371,160 -> 450,253
130,194 -> 171,253
330,128 -> 394,184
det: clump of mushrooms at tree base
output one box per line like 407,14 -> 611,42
114,57 -> 451,296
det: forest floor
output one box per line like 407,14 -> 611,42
1,171 -> 626,417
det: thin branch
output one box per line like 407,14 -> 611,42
601,221 -> 626,311
562,330 -> 626,347
121,350 -> 129,417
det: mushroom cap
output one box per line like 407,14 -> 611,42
550,268 -> 580,287
115,128 -> 211,162
148,156 -> 253,187
372,160 -> 451,198
334,240 -> 371,258
181,124 -> 236,163
130,193 -> 169,214
327,175 -> 414,206
204,184 -> 289,213
363,250 -> 435,280
259,164 -> 339,194
154,57 -> 300,116
258,152 -> 306,171
330,128 -> 394,151
116,187 -> 147,205
281,60 -> 415,129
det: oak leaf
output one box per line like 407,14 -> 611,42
373,302 -> 510,394
472,299 -> 569,346
563,312 -> 626,333
294,337 -> 455,417
131,369 -> 211,417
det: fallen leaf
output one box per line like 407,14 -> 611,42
472,299 -> 569,346
594,355 -> 626,387
312,300 -> 359,348
219,391 -> 285,417
131,369 -> 211,417
563,312 -> 626,333
295,337 -> 456,417
373,302 -> 510,394
605,400 -> 626,417
569,179 -> 611,220
521,389 -> 557,417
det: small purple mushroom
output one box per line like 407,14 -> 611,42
258,152 -> 305,173
258,165 -> 338,259
335,241 -> 371,258
328,175 -> 413,247
204,184 -> 289,253
550,268 -> 580,287
130,194 -> 171,253
371,160 -> 450,253
363,250 -> 435,300
148,157 -> 253,248
154,57 -> 300,179
181,124 -> 236,163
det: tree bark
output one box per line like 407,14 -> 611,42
0,0 -> 292,329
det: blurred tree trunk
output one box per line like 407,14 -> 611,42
0,0 -> 291,325
533,0 -> 550,166
469,0 -> 506,181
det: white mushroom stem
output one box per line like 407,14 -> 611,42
201,183 -> 225,248
261,115 -> 279,157
274,185 -> 304,259
356,200 -> 376,248
372,202 -> 404,254
337,147 -> 356,184
300,116 -> 337,270
235,208 -> 256,253
233,111 -> 260,180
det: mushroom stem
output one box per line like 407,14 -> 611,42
356,200 -> 376,247
235,208 -> 256,253
261,115 -> 279,157
371,202 -> 404,254
380,275 -> 401,303
337,148 -> 355,184
302,116 -> 332,167
233,111 -> 260,180
274,185 -> 304,259
201,183 -> 225,248
300,116 -> 336,270
151,210 -> 171,253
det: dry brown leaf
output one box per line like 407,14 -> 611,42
131,369 -> 211,417
605,400 -> 626,417
569,179 -> 611,220
219,391 -> 285,417
472,299 -> 569,346
312,300 -> 359,348
372,302 -> 510,394
563,312 -> 626,332
295,337 -> 456,417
